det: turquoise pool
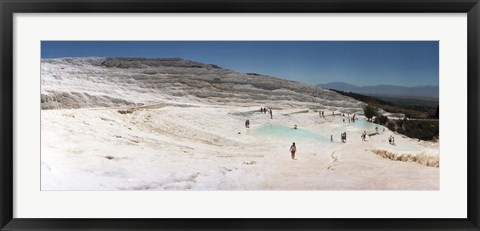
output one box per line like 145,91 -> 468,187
331,118 -> 382,134
354,118 -> 378,130
252,124 -> 329,142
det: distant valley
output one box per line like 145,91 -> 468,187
316,82 -> 439,101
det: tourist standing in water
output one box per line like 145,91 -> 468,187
269,109 -> 273,119
330,135 -> 333,142
245,119 -> 250,128
290,142 -> 297,159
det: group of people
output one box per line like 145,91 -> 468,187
244,107 -> 274,129
260,107 -> 273,119
340,114 -> 356,124
319,111 -> 325,117
247,108 -> 399,160
320,110 -> 357,120
285,114 -> 402,160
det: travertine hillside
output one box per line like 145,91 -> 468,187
41,57 -> 363,111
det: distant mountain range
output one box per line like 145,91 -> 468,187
316,82 -> 439,99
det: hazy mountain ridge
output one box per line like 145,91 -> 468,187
41,57 -> 364,111
317,82 -> 439,99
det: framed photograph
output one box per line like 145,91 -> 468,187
1,0 -> 479,230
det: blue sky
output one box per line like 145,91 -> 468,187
41,41 -> 439,87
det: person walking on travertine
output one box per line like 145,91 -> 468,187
269,109 -> 273,119
290,142 -> 297,160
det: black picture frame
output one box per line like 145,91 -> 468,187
1,0 -> 479,230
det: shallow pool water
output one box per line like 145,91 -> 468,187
354,118 -> 378,130
252,124 -> 329,142
330,118 -> 382,134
